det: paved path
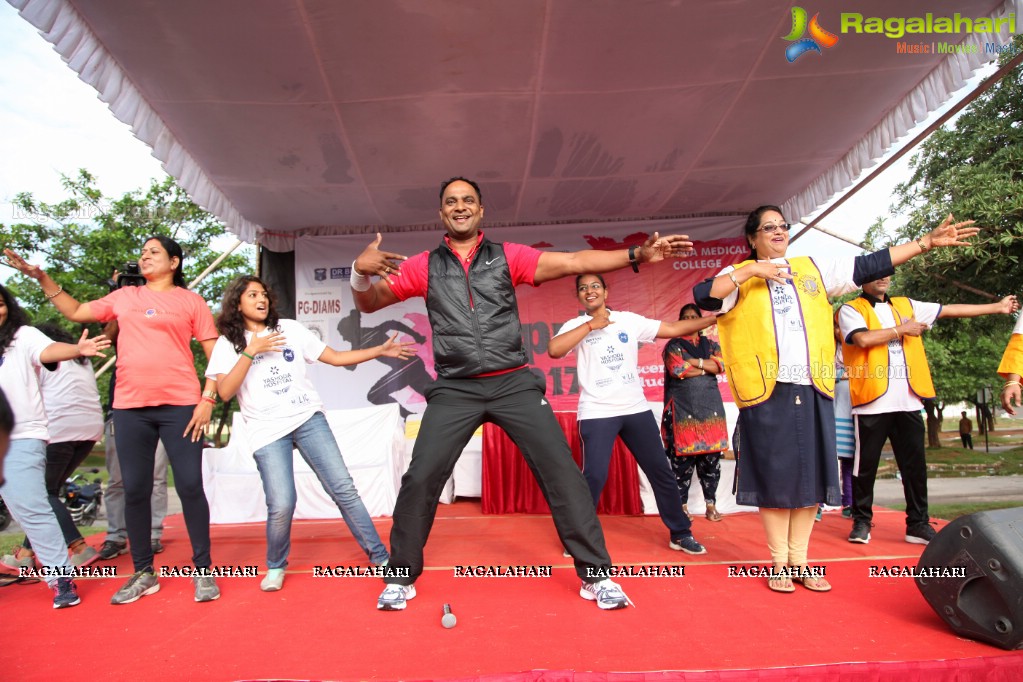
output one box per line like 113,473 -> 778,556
873,474 -> 1023,506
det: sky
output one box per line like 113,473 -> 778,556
0,2 -> 998,266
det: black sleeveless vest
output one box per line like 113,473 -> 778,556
426,239 -> 526,378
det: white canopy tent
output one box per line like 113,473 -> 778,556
11,0 -> 1019,519
9,0 -> 1019,250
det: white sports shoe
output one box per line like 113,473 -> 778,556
261,568 -> 285,592
579,579 -> 631,609
377,583 -> 416,610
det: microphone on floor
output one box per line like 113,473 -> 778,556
442,603 -> 457,628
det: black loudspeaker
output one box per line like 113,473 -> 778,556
915,507 -> 1023,650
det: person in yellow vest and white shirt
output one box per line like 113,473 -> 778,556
694,205 -> 980,594
999,315 -> 1023,415
839,276 -> 1017,545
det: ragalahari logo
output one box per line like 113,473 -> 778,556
783,7 -> 839,62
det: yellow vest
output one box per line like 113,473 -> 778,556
997,333 -> 1023,379
716,256 -> 835,408
841,296 -> 935,407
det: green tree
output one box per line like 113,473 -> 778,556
885,43 -> 1023,445
1,170 -> 253,440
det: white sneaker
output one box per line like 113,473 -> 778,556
260,568 -> 285,592
377,583 -> 416,610
579,579 -> 631,609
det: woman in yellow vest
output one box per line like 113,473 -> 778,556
693,206 -> 979,593
999,316 -> 1023,414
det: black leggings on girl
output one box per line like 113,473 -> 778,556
112,405 -> 211,572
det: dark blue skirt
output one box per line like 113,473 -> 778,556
735,383 -> 840,508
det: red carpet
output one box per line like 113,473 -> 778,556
2,502 -> 1022,681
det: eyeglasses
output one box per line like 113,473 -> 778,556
757,222 -> 792,234
577,282 -> 604,293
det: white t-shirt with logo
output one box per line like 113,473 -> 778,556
714,257 -> 857,385
556,310 -> 660,420
206,319 -> 327,452
0,326 -> 52,441
39,359 -> 104,443
838,298 -> 941,414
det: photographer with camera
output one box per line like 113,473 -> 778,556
98,266 -> 171,561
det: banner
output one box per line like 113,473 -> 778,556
295,218 -> 746,415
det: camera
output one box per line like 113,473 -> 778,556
108,262 -> 146,290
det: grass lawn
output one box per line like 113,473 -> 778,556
889,500 -> 1023,521
875,444 -> 1023,478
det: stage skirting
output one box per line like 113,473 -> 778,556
202,406 -> 752,523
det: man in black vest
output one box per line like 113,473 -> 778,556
351,177 -> 694,611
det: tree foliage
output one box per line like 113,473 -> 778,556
883,43 -> 1023,420
1,169 -> 254,421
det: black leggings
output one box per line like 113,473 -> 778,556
112,405 -> 211,571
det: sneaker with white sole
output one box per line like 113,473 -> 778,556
52,577 -> 81,609
193,574 -> 221,602
111,570 -> 160,605
377,583 -> 416,610
579,579 -> 631,609
848,520 -> 872,544
906,522 -> 937,545
669,534 -> 707,555
260,568 -> 285,592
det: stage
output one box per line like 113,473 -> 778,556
2,501 -> 1022,681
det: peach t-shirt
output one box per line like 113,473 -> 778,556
91,285 -> 217,408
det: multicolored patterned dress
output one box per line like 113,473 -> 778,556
661,334 -> 729,456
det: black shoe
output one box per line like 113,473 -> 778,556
98,540 -> 128,560
151,539 -> 165,554
906,522 -> 936,545
669,534 -> 707,555
848,520 -> 872,544
52,577 -> 81,609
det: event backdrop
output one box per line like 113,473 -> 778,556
295,218 -> 746,416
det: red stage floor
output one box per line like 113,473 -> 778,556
2,502 -> 1021,681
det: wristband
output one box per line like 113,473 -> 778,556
628,245 -> 640,273
891,328 -> 900,341
586,321 -> 594,333
350,260 -> 372,292
727,272 -> 740,289
201,397 -> 217,405
202,390 -> 218,400
1003,381 -> 1022,390
917,237 -> 931,253
698,358 -> 704,369
241,351 -> 255,361
45,285 -> 64,300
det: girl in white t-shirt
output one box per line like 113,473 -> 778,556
3,323 -> 105,570
208,276 -> 415,592
0,284 -> 110,609
548,273 -> 714,555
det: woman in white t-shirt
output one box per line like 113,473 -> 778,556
2,323 -> 104,570
0,284 -> 110,609
548,273 -> 714,555
208,275 -> 415,592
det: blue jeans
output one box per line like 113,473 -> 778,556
0,439 -> 73,584
253,411 -> 388,569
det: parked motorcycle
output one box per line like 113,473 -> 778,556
63,468 -> 104,526
0,495 -> 10,532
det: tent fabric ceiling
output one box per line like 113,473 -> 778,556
10,0 -> 1018,250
